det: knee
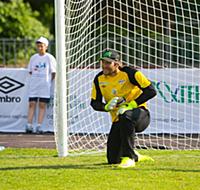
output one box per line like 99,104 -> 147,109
29,102 -> 36,109
39,102 -> 46,109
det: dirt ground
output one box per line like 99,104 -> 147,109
0,133 -> 199,150
0,133 -> 56,149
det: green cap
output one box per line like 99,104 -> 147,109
99,50 -> 120,62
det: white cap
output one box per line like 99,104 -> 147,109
36,36 -> 49,46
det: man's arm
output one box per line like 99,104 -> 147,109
90,74 -> 107,112
90,99 -> 106,111
134,84 -> 157,105
91,97 -> 121,112
132,70 -> 157,104
51,72 -> 56,81
49,54 -> 56,81
117,69 -> 157,115
121,67 -> 157,105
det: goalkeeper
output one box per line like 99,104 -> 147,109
90,49 -> 157,168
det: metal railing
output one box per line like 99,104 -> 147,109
0,37 -> 199,68
0,38 -> 55,67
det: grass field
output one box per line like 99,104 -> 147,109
0,148 -> 199,190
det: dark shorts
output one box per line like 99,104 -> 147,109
29,97 -> 50,103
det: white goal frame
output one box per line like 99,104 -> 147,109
54,0 -> 200,157
54,0 -> 67,157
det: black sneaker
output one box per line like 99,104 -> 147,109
25,125 -> 33,134
35,126 -> 43,134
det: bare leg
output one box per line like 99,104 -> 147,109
28,101 -> 37,124
38,102 -> 47,125
26,101 -> 36,133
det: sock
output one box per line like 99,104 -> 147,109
37,124 -> 41,128
27,123 -> 32,128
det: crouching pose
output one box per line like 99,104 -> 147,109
90,50 -> 157,168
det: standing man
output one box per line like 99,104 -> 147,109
90,49 -> 156,168
25,36 -> 56,134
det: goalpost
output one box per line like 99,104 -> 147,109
54,0 -> 67,156
54,0 -> 200,156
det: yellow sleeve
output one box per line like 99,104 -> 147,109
91,82 -> 97,100
134,71 -> 151,88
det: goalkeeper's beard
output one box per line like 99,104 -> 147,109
103,68 -> 118,76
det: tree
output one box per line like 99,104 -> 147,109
0,0 -> 51,39
24,0 -> 55,35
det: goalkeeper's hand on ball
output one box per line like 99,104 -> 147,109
117,100 -> 138,115
105,97 -> 125,111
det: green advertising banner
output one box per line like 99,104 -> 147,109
142,69 -> 200,134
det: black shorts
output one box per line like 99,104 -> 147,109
29,97 -> 50,103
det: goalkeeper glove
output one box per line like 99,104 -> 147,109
105,97 -> 120,111
117,100 -> 138,115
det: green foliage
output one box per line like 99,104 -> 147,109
24,0 -> 55,35
0,149 -> 200,190
0,0 -> 51,39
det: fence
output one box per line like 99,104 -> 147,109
0,37 -> 199,68
0,38 -> 55,67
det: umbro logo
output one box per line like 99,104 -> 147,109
0,76 -> 24,94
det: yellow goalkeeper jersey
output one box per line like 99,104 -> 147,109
91,67 -> 152,122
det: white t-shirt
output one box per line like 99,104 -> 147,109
28,53 -> 56,98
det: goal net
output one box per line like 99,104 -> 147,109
55,0 -> 200,155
